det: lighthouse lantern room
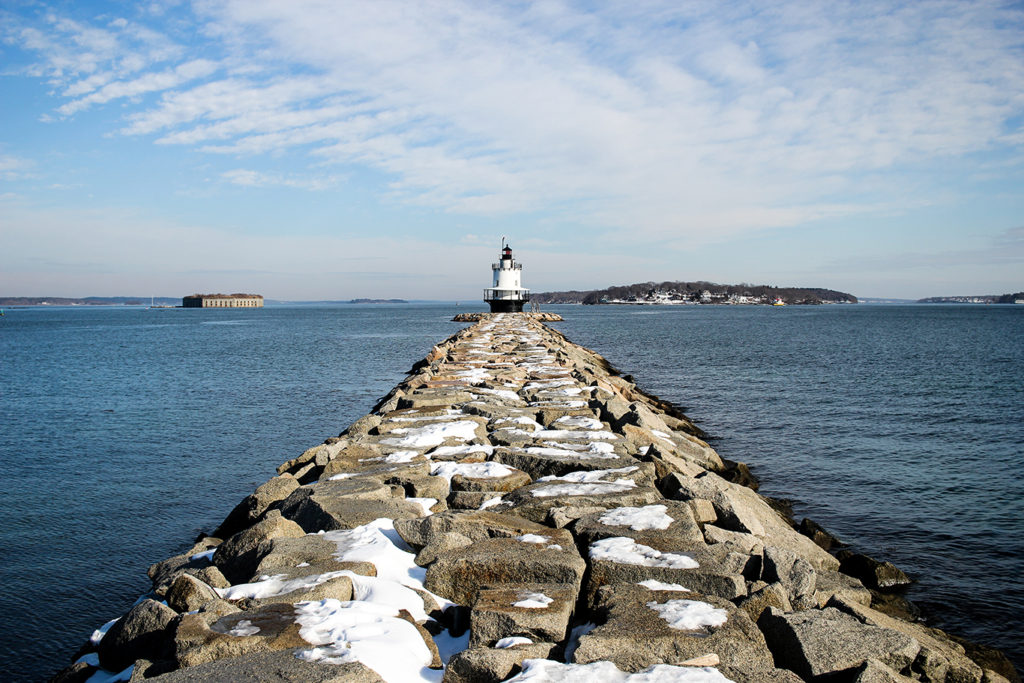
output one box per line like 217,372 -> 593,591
483,237 -> 530,313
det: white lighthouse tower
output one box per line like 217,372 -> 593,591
483,237 -> 530,313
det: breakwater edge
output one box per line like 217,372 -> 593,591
52,313 -> 1018,682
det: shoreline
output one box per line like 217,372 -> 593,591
52,313 -> 1019,683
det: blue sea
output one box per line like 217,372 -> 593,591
1,303 -> 1021,680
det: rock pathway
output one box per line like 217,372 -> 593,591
52,314 -> 1016,683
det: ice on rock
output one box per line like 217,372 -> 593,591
430,461 -> 516,482
507,659 -> 736,682
218,570 -> 351,601
492,416 -> 543,431
553,415 -> 605,430
538,466 -> 638,483
429,444 -> 494,457
380,450 -> 421,463
533,429 -> 617,441
647,599 -> 727,630
475,388 -> 523,403
532,481 -> 637,497
517,534 -> 550,544
532,466 -> 639,497
295,599 -> 438,682
512,591 -> 554,609
228,619 -> 260,636
599,504 -> 674,531
323,519 -> 423,587
90,617 -> 119,645
589,537 -> 699,569
638,579 -> 690,592
382,420 -> 480,447
495,636 -> 534,648
407,498 -> 437,515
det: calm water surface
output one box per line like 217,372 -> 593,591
1,303 -> 1020,679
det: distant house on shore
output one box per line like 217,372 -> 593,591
182,293 -> 264,308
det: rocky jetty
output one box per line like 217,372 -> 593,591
453,312 -> 563,322
53,314 -> 1017,683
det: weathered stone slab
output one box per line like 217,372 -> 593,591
394,510 -> 564,549
277,479 -> 424,533
572,501 -> 705,550
667,470 -> 839,572
424,537 -> 586,606
443,643 -> 556,683
144,648 -> 385,681
758,606 -> 920,681
827,595 -> 983,683
572,584 -> 775,678
469,583 -> 576,647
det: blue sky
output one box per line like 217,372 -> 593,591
1,0 -> 1022,300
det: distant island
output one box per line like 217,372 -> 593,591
348,298 -> 408,304
917,292 -> 1024,304
531,281 -> 857,305
0,296 -> 178,306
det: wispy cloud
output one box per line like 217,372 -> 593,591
0,154 -> 32,180
220,168 -> 342,191
7,0 -> 1024,243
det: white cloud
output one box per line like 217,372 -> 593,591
7,0 -> 1024,245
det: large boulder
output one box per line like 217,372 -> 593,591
838,550 -> 912,590
443,643 -> 556,683
758,606 -> 920,681
666,471 -> 839,572
828,595 -> 983,683
572,584 -> 775,679
212,475 -> 300,539
469,583 -> 577,647
172,603 -> 308,669
97,599 -> 177,671
166,574 -> 221,613
212,510 -> 305,584
583,536 -> 747,603
277,479 -> 424,534
394,510 -> 561,549
425,537 -> 586,606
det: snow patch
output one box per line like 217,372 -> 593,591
229,619 -> 260,636
508,659 -> 735,682
553,415 -> 605,430
647,599 -> 728,630
294,599 -> 438,682
430,461 -> 516,482
589,537 -> 699,569
382,420 -> 479,448
513,592 -> 553,609
599,504 -> 674,531
495,636 -> 534,648
638,580 -> 690,592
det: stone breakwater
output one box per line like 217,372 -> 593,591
53,314 -> 1017,683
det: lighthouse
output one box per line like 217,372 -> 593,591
483,237 -> 530,313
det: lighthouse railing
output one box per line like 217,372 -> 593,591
483,288 -> 530,302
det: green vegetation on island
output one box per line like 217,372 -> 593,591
531,281 -> 858,305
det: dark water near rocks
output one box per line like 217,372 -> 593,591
1,303 -> 1021,680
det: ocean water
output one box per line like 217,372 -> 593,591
1,303 -> 1020,680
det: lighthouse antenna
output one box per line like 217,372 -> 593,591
501,235 -> 507,250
